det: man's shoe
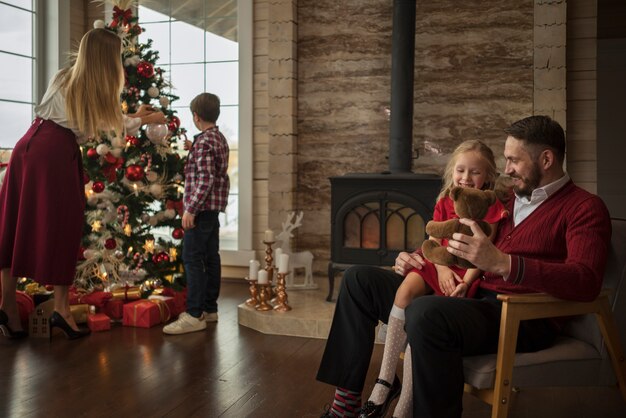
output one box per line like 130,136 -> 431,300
202,311 -> 218,323
319,404 -> 335,418
359,375 -> 401,418
163,312 -> 207,335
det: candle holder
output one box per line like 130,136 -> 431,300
273,272 -> 292,312
256,284 -> 273,311
263,240 -> 276,297
245,277 -> 259,307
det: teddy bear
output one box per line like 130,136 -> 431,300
421,186 -> 497,269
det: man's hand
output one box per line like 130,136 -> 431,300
447,218 -> 510,276
182,211 -> 195,230
394,251 -> 426,277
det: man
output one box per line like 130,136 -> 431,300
317,115 -> 612,418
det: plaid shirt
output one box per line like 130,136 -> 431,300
183,126 -> 230,214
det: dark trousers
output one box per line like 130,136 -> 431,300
183,210 -> 221,318
316,266 -> 556,418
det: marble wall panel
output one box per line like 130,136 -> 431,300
296,0 -> 534,271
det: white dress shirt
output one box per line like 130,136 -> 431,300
513,174 -> 571,227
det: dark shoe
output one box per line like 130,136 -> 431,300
359,375 -> 401,418
0,309 -> 28,339
49,311 -> 91,340
319,404 -> 336,418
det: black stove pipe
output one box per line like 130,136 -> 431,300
388,0 -> 416,173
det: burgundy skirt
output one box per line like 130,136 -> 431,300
0,118 -> 85,285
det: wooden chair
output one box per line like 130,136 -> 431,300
463,218 -> 626,418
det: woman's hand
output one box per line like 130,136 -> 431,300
142,111 -> 167,125
134,104 -> 155,117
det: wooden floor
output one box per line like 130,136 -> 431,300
1,280 -> 625,418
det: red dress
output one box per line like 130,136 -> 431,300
0,118 -> 85,285
412,195 -> 507,297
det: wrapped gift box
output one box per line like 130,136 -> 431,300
102,299 -> 124,320
87,313 -> 111,332
111,285 -> 142,301
70,304 -> 89,324
148,295 -> 178,318
122,299 -> 170,328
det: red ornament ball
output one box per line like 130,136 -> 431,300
152,251 -> 170,265
86,148 -> 99,159
125,164 -> 145,181
167,121 -> 178,132
172,228 -> 184,240
83,171 -> 90,184
137,61 -> 154,78
170,115 -> 180,128
104,238 -> 117,250
125,135 -> 140,147
92,181 -> 105,193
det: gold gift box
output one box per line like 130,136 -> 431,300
70,304 -> 89,324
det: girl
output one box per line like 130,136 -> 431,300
0,28 -> 164,340
360,140 -> 506,418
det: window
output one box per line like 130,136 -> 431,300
0,0 -> 35,149
137,0 -> 253,261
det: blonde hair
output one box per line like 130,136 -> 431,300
437,139 -> 498,201
62,28 -> 125,137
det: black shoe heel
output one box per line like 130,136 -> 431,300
0,309 -> 28,339
49,311 -> 91,340
359,375 -> 402,418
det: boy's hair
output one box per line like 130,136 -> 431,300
437,139 -> 498,201
504,115 -> 566,164
190,93 -> 220,123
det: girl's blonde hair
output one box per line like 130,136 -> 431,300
437,139 -> 498,201
61,28 -> 125,137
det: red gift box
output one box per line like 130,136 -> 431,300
69,290 -> 112,308
87,313 -> 111,332
102,299 -> 124,320
160,287 -> 187,316
148,295 -> 178,317
16,291 -> 35,330
122,299 -> 171,328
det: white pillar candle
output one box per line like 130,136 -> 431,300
278,253 -> 290,273
257,269 -> 268,285
249,259 -> 259,280
274,248 -> 282,267
264,229 -> 274,242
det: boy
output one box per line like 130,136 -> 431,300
163,93 -> 229,335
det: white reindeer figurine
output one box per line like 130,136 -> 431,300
276,212 -> 317,289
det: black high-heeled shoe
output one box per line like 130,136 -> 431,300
49,311 -> 91,340
0,309 -> 28,339
359,375 -> 402,418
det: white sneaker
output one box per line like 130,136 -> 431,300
163,312 -> 207,335
202,311 -> 218,323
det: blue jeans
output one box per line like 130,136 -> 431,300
183,210 -> 221,318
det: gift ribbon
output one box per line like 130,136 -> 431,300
113,6 -> 132,25
131,300 -> 171,325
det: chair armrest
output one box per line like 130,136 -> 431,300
496,289 -> 612,322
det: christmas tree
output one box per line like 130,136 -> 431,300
75,2 -> 186,291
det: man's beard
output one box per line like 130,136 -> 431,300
512,164 -> 542,198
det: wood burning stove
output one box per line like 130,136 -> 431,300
328,173 -> 440,301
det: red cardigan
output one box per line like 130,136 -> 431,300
480,180 -> 612,302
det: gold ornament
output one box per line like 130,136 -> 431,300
143,239 -> 155,254
121,100 -> 128,114
91,220 -> 102,232
124,224 -> 132,236
169,247 -> 177,262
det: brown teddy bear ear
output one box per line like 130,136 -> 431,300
450,186 -> 462,200
484,190 -> 497,205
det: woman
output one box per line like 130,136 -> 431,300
0,28 -> 164,339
